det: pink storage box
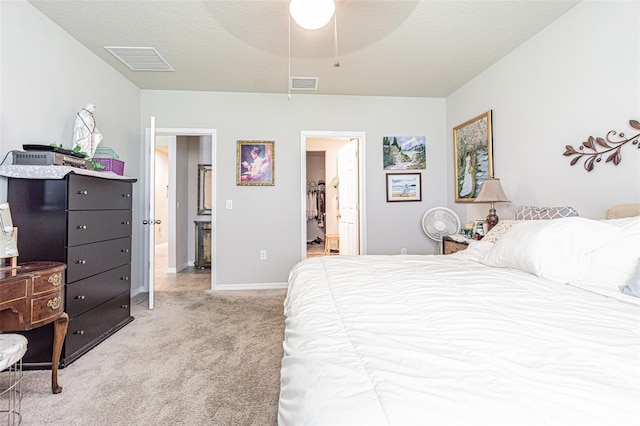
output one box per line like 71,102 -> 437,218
94,158 -> 125,175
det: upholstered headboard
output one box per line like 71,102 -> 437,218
606,204 -> 640,219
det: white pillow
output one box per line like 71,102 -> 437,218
575,216 -> 640,294
619,259 -> 640,297
481,217 -> 622,283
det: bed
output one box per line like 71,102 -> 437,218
278,207 -> 640,426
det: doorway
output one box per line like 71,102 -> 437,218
300,131 -> 366,259
153,137 -> 210,292
143,127 -> 216,308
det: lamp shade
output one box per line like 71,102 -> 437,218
289,0 -> 336,30
474,178 -> 510,203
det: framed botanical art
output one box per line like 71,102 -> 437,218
386,173 -> 422,202
453,110 -> 494,202
236,140 -> 275,186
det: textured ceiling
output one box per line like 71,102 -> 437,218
29,0 -> 580,97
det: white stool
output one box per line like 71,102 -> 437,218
0,334 -> 27,425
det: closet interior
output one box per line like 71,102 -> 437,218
306,151 -> 326,257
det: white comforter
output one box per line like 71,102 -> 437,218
278,255 -> 640,426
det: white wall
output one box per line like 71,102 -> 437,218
447,0 -> 640,223
0,1 -> 142,287
174,136 -> 190,271
141,92 -> 447,285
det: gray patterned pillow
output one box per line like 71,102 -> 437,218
515,206 -> 579,220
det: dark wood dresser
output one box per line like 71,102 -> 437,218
7,172 -> 136,368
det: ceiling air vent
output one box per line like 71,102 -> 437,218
290,77 -> 319,91
104,46 -> 174,71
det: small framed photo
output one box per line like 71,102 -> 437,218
386,173 -> 422,202
236,140 -> 275,186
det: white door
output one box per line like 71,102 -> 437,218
144,117 -> 156,309
337,139 -> 359,255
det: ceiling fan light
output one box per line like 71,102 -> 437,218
289,0 -> 336,30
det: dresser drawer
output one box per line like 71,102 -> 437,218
31,288 -> 64,326
68,175 -> 133,211
65,292 -> 131,356
31,268 -> 65,296
67,210 -> 132,246
0,277 -> 27,307
66,265 -> 131,317
66,237 -> 131,283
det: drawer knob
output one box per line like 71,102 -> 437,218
75,295 -> 86,300
77,225 -> 87,230
122,221 -> 131,225
75,330 -> 85,335
120,304 -> 129,309
121,249 -> 130,253
47,297 -> 62,310
76,260 -> 86,264
120,276 -> 129,281
77,190 -> 88,195
48,273 -> 62,286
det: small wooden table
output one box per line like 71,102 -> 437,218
442,235 -> 470,255
0,261 -> 68,394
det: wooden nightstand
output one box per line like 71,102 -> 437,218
442,235 -> 470,254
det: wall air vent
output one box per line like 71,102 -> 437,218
290,77 -> 319,91
104,46 -> 174,71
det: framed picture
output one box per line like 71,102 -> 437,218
386,173 -> 422,202
453,110 -> 494,202
197,164 -> 212,215
236,140 -> 275,186
383,136 -> 426,170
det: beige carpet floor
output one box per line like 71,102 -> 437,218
15,289 -> 286,426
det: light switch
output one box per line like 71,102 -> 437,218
226,200 -> 233,209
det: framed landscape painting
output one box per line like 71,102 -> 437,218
453,110 -> 494,202
236,140 -> 275,186
386,173 -> 422,202
383,136 -> 426,170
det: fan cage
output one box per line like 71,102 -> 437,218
422,207 -> 461,242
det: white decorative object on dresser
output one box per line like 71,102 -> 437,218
3,167 -> 136,369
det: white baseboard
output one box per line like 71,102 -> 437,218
166,262 -> 190,274
213,282 -> 288,291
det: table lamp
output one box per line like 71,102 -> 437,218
474,178 -> 510,230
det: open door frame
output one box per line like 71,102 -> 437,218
143,126 -> 217,309
299,130 -> 366,260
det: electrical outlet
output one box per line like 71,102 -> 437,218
226,200 -> 233,209
260,250 -> 267,260
400,248 -> 407,255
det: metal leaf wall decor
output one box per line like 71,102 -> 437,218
563,119 -> 640,172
